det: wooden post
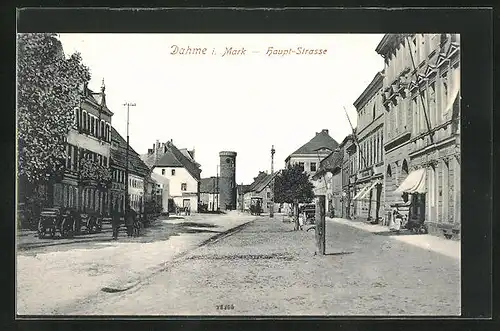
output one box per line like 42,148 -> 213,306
293,200 -> 299,231
315,195 -> 326,255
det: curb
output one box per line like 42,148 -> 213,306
100,219 -> 256,293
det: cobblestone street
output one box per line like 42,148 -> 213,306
64,215 -> 460,316
16,212 -> 256,315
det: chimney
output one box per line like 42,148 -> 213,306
322,129 -> 329,134
190,148 -> 195,160
147,148 -> 153,155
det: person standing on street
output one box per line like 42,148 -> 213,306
111,200 -> 121,240
125,208 -> 135,237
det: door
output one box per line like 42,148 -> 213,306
183,199 -> 191,209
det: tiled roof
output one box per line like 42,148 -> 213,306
142,141 -> 201,181
110,127 -> 150,177
237,184 -> 251,194
286,129 -> 339,161
200,177 -> 217,193
247,171 -> 279,193
313,149 -> 343,179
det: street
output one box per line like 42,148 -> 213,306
16,212 -> 257,315
40,214 -> 461,316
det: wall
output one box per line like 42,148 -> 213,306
128,173 -> 144,212
153,166 -> 199,212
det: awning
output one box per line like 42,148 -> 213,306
395,168 -> 426,194
358,180 -> 381,200
353,183 -> 371,200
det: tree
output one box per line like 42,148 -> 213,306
274,163 -> 315,230
17,33 -> 91,205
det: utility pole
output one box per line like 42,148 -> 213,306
123,102 -> 136,212
270,145 -> 275,218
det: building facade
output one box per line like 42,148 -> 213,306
52,81 -> 113,216
351,71 -> 385,223
219,151 -> 237,211
376,33 -> 461,236
199,177 -> 219,212
145,140 -> 201,212
339,135 -> 355,218
285,129 -> 339,214
243,171 -> 280,214
150,172 -> 170,213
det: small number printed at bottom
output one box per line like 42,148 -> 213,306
216,304 -> 234,310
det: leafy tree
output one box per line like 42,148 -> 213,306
17,33 -> 91,205
274,163 -> 315,230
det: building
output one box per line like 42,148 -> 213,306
375,33 -> 460,236
150,172 -> 170,214
286,129 -> 339,214
285,129 -> 339,179
236,184 -> 251,211
109,127 -> 151,214
312,148 -> 343,217
340,134 -> 355,218
199,177 -> 219,212
351,71 -> 385,223
219,151 -> 237,210
52,80 -> 113,216
243,171 -> 280,213
143,140 -> 201,212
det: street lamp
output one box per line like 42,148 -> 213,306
270,145 -> 275,218
123,102 -> 136,212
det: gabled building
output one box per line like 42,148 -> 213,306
285,129 -> 340,197
53,79 -> 113,217
340,134 -> 355,218
143,140 -> 202,212
243,171 -> 280,214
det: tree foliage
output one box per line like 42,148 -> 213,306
274,163 -> 315,204
17,33 -> 91,183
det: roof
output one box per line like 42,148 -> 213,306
200,177 -> 217,193
151,172 -> 169,186
144,141 -> 201,181
247,171 -> 279,193
286,129 -> 339,162
339,134 -> 354,148
353,71 -> 384,110
110,127 -> 150,178
238,184 -> 251,194
312,149 -> 343,179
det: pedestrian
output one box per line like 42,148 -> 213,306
125,208 -> 135,237
111,201 -> 120,240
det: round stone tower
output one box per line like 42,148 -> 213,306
219,151 -> 237,211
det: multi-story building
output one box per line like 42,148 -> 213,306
53,80 -> 113,216
144,140 -> 201,212
345,132 -> 359,219
150,172 -> 170,213
312,149 -> 343,217
351,71 -> 385,223
375,33 -> 460,237
340,134 -> 355,218
285,129 -> 339,214
109,127 -> 151,214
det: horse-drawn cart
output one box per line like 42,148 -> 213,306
37,207 -> 76,239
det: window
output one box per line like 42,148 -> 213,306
181,183 -> 187,191
162,169 -> 165,175
267,192 -> 271,199
299,162 -> 305,171
429,82 -> 436,127
171,169 -> 176,176
441,72 -> 449,118
310,162 -> 317,172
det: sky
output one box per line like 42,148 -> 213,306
58,33 -> 384,184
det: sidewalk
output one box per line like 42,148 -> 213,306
327,217 -> 461,260
66,216 -> 461,316
16,212 -> 257,315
